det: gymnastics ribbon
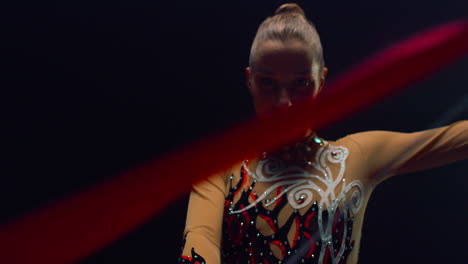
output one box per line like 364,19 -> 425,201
0,20 -> 466,264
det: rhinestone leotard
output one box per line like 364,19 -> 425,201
179,121 -> 468,264
221,138 -> 364,264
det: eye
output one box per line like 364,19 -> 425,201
290,77 -> 314,98
295,78 -> 310,87
260,78 -> 274,86
258,77 -> 276,91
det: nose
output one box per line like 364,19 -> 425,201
276,88 -> 292,110
277,88 -> 292,110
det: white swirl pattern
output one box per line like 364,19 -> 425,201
229,139 -> 365,264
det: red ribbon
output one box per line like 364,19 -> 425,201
0,20 -> 466,264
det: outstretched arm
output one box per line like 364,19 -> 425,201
347,120 -> 468,186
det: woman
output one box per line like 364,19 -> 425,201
178,3 -> 468,264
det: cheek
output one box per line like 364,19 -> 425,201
251,94 -> 276,114
254,97 -> 274,109
251,85 -> 273,102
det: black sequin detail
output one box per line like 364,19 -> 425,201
221,166 -> 355,264
178,234 -> 207,264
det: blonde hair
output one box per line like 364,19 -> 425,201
249,3 -> 324,79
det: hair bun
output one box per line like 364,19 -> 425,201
274,3 -> 306,17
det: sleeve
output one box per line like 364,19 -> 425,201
178,172 -> 228,264
346,120 -> 468,186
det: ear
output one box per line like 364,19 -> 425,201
245,66 -> 254,94
318,66 -> 328,91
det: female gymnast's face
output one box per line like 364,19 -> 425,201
246,40 -> 327,117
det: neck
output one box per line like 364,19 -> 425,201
246,129 -> 320,170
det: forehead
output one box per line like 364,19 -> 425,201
253,40 -> 314,75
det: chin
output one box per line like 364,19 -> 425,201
255,107 -> 285,120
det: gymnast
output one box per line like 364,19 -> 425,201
178,3 -> 468,264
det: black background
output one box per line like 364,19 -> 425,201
1,0 -> 467,263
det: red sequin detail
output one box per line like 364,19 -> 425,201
181,256 -> 192,261
222,165 -> 356,263
233,168 -> 248,197
259,214 -> 277,233
249,191 -> 257,201
270,240 -> 286,258
292,216 -> 300,248
249,242 -> 256,264
306,241 -> 316,258
241,205 -> 251,227
323,245 -> 331,264
304,211 -> 316,229
227,213 -> 243,246
224,198 -> 231,207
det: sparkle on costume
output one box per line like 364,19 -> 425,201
178,234 -> 207,264
221,137 -> 364,264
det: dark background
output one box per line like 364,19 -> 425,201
1,0 -> 467,263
